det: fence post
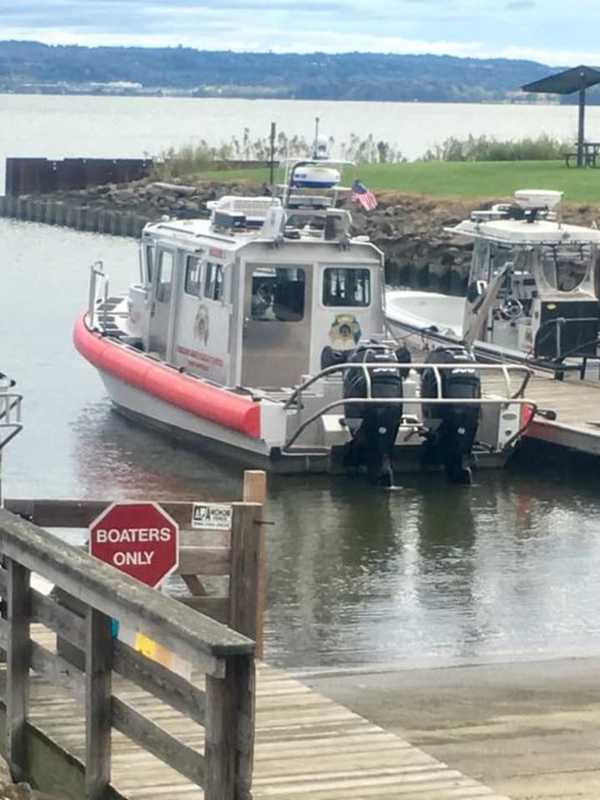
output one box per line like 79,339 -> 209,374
205,654 -> 255,800
85,607 -> 113,800
229,503 -> 265,657
6,558 -> 31,780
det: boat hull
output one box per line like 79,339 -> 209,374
385,290 -> 537,368
75,316 -> 512,475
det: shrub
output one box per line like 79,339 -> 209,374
420,134 -> 570,162
151,129 -> 405,178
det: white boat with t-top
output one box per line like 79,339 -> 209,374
386,190 -> 600,380
75,163 -> 544,485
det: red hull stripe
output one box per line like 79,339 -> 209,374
73,316 -> 261,438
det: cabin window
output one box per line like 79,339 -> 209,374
156,251 -> 173,302
323,268 -> 371,307
250,267 -> 305,322
145,245 -> 154,283
185,256 -> 202,296
204,262 -> 224,301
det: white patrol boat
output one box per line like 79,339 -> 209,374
386,190 -> 600,380
75,164 -> 544,485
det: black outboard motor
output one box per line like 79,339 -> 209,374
421,347 -> 481,484
342,346 -> 406,486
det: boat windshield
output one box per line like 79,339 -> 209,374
539,245 -> 593,293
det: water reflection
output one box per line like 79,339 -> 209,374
71,400 -> 243,501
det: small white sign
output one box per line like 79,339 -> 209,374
191,502 -> 232,530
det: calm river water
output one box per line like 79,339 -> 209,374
2,218 -> 600,670
0,93 -> 597,185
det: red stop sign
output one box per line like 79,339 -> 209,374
89,502 -> 179,588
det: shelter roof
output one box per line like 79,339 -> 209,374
522,65 -> 600,95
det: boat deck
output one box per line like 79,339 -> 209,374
12,626 -> 510,800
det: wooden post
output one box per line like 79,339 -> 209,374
242,470 -> 267,504
229,503 -> 265,658
205,654 -> 255,800
6,558 -> 31,781
85,608 -> 113,800
241,471 -> 267,659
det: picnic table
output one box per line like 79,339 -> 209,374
564,141 -> 600,167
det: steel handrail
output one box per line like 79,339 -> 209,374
88,261 -> 108,330
283,361 -> 532,410
0,393 -> 22,425
283,395 -> 537,452
533,315 -> 600,364
0,392 -> 23,451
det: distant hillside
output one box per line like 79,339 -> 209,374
0,40 -> 596,103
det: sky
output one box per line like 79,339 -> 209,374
2,0 -> 600,66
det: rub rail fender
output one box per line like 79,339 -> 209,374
73,315 -> 261,438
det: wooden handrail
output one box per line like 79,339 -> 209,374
0,508 -> 253,665
0,507 -> 257,799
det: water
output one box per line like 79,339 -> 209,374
0,94 -> 593,185
3,218 -> 600,670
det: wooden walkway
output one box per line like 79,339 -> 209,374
12,627 -> 509,800
477,366 -> 600,456
520,371 -> 600,455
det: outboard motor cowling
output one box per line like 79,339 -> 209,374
342,346 -> 406,486
421,347 -> 481,484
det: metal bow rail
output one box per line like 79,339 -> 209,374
0,371 -> 23,507
88,261 -> 109,330
0,372 -> 22,451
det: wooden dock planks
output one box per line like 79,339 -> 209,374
483,368 -> 600,455
8,627 -> 510,800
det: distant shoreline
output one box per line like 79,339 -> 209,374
0,89 -> 566,106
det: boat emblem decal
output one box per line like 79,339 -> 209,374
194,304 -> 210,345
329,314 -> 362,350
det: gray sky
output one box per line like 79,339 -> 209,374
2,0 -> 600,65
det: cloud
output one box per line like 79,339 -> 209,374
0,0 -> 598,66
506,0 -> 535,8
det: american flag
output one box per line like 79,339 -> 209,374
351,179 -> 378,211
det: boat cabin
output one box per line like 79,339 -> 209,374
126,194 -> 385,390
454,190 -> 600,361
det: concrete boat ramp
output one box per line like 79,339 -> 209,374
6,627 -> 509,800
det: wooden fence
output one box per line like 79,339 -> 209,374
4,470 -> 267,658
0,505 -> 256,800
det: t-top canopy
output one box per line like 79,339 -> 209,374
522,66 -> 600,167
522,65 -> 600,95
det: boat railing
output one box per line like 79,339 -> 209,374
282,361 -> 536,453
0,372 -> 22,451
88,260 -> 109,330
533,316 -> 600,372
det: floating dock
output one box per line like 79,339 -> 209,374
481,366 -> 600,456
520,371 -> 600,456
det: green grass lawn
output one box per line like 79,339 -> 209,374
190,161 -> 600,205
